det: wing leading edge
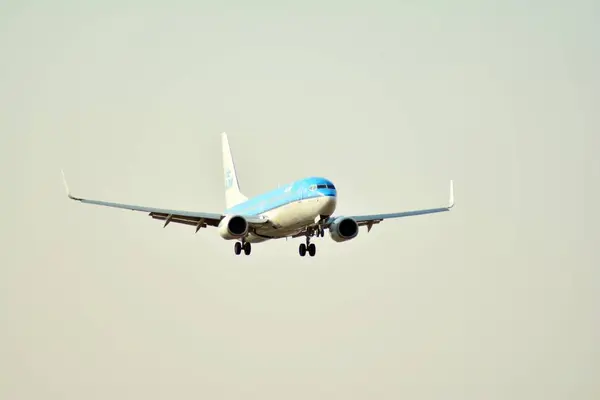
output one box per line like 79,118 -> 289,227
327,180 -> 455,232
61,170 -> 268,231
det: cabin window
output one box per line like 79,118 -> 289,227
326,184 -> 335,189
317,184 -> 327,189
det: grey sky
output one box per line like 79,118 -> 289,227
2,1 -> 598,399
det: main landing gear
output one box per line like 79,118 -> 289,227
299,241 -> 316,257
234,241 -> 251,256
299,235 -> 317,257
298,224 -> 326,257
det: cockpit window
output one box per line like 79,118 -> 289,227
316,184 -> 335,189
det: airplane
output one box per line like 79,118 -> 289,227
62,132 -> 454,257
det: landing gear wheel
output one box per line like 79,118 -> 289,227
234,242 -> 242,255
243,242 -> 251,255
308,243 -> 316,256
299,243 -> 307,257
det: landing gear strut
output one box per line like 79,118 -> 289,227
313,218 -> 326,238
234,240 -> 251,255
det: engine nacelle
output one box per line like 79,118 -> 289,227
329,216 -> 359,242
218,215 -> 249,240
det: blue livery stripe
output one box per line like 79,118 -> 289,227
226,177 -> 337,216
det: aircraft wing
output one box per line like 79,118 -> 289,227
61,171 -> 268,231
326,180 -> 455,232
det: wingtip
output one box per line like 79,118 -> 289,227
61,169 -> 78,200
448,179 -> 455,209
61,169 -> 69,194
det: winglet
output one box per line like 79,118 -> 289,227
448,180 -> 455,209
61,170 -> 79,200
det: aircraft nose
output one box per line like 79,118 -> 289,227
320,193 -> 337,216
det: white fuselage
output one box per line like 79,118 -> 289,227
244,195 -> 337,243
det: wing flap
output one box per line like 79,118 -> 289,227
150,212 -> 214,228
149,212 -> 268,228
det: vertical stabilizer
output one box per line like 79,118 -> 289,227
221,132 -> 248,209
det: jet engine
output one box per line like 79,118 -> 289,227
218,215 -> 249,239
329,216 -> 359,242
